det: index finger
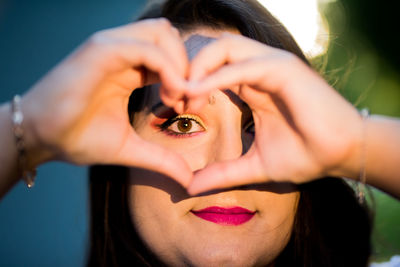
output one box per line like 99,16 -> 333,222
189,33 -> 273,82
104,18 -> 189,78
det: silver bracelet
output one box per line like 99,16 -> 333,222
357,108 -> 369,204
11,95 -> 36,188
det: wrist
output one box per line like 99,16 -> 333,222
19,94 -> 55,170
327,111 -> 368,181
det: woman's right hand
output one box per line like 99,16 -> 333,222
20,18 -> 192,186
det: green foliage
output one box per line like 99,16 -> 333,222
318,0 -> 400,261
371,189 -> 400,261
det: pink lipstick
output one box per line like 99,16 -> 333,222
191,206 -> 256,226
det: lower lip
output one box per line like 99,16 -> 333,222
191,206 -> 256,226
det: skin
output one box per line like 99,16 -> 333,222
0,19 -> 193,198
0,17 -> 398,266
185,32 -> 400,197
128,29 -> 300,267
1,18 -> 399,200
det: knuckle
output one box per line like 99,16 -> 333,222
220,33 -> 234,44
280,51 -> 304,70
139,18 -> 174,39
156,17 -> 172,28
219,33 -> 243,51
144,18 -> 172,29
220,32 -> 236,39
281,50 -> 298,63
86,30 -> 116,52
89,30 -> 108,44
84,32 -> 120,63
171,26 -> 181,36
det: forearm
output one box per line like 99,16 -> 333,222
0,103 -> 22,198
333,115 -> 400,199
0,98 -> 52,199
364,115 -> 400,198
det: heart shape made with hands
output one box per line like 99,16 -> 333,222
153,33 -> 358,195
177,34 -> 295,194
155,34 -> 313,194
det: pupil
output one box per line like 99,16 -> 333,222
178,119 -> 192,132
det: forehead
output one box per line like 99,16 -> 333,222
185,34 -> 216,61
182,26 -> 240,58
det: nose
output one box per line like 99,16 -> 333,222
192,90 -> 255,170
210,124 -> 243,163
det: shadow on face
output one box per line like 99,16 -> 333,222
128,167 -> 297,203
126,31 -> 300,267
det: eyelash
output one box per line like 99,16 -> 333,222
157,114 -> 206,137
156,115 -> 254,137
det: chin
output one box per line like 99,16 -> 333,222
166,243 -> 274,267
178,254 -> 271,267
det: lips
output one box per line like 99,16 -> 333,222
191,206 -> 256,226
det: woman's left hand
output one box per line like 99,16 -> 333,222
185,33 -> 364,194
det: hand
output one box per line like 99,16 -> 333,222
186,33 -> 364,194
21,18 -> 192,186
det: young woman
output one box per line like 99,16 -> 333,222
1,0 -> 399,266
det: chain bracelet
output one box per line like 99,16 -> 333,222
357,108 -> 369,204
11,95 -> 36,188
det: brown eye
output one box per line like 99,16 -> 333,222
177,118 -> 192,133
159,114 -> 206,135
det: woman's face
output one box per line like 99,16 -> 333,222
128,28 -> 299,267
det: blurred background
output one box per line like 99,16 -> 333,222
320,0 -> 400,262
0,0 -> 399,266
0,0 -> 147,266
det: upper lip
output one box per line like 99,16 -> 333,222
191,206 -> 256,214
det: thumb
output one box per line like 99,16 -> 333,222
187,153 -> 266,195
114,131 -> 193,188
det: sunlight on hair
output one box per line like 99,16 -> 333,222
258,0 -> 331,58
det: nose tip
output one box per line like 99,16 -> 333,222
213,131 -> 243,162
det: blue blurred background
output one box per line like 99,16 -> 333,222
1,0 -> 399,266
0,0 -> 145,266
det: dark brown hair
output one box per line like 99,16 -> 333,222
88,1 -> 372,266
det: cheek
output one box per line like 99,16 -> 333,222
136,126 -> 213,171
127,168 -> 194,264
250,191 -> 299,264
259,191 -> 299,225
127,168 -> 189,232
128,171 -> 299,267
128,185 -> 178,263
